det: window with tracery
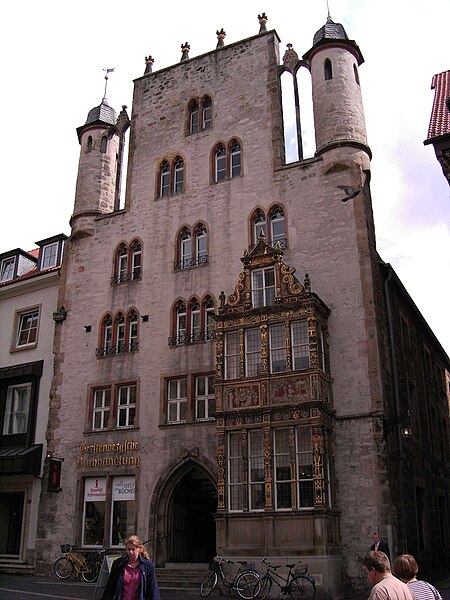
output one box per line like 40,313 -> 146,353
169,296 -> 216,346
251,206 -> 286,248
97,310 -> 139,356
175,224 -> 208,270
188,95 -> 213,134
157,156 -> 185,198
212,138 -> 242,183
112,240 -> 142,284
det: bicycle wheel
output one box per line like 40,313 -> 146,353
200,570 -> 218,597
256,576 -> 272,600
235,570 -> 261,600
82,560 -> 100,583
53,557 -> 74,579
288,574 -> 316,600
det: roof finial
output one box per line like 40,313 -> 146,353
180,42 -> 190,62
258,13 -> 268,33
216,28 -> 226,48
326,0 -> 332,22
102,68 -> 114,102
144,55 -> 154,75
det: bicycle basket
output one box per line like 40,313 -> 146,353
209,560 -> 219,571
295,564 -> 308,575
60,544 -> 71,553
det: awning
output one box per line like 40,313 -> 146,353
0,445 -> 43,476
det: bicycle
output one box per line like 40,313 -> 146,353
254,557 -> 316,600
53,544 -> 105,583
200,556 -> 261,599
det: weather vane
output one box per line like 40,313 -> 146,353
326,0 -> 331,19
103,67 -> 115,99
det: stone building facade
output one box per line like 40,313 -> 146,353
34,15 -> 449,597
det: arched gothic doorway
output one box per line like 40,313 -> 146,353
169,467 -> 217,563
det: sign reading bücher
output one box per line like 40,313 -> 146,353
77,441 -> 140,468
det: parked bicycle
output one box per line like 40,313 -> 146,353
53,544 -> 105,583
200,556 -> 261,599
254,557 -> 316,600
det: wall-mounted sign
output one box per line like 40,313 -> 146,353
84,477 -> 107,501
76,441 -> 140,469
112,476 -> 135,501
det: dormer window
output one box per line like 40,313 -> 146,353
251,267 -> 275,308
0,257 -> 16,282
41,242 -> 59,269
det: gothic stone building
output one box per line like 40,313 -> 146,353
35,15 -> 450,597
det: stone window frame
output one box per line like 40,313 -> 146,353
87,380 -> 139,432
169,295 -> 216,346
187,94 -> 213,135
249,204 -> 287,249
111,239 -> 142,285
211,137 -> 243,184
156,155 -> 185,199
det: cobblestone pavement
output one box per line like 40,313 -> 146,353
1,574 -> 449,600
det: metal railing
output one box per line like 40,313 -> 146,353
110,271 -> 142,285
174,255 -> 209,271
168,330 -> 215,347
96,342 -> 139,357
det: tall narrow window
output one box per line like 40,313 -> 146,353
202,96 -> 212,129
251,267 -> 275,308
296,427 -> 314,508
159,161 -> 170,197
180,230 -> 192,269
324,58 -> 333,81
225,331 -> 240,379
274,429 -> 292,509
111,476 -> 135,546
230,141 -> 241,177
92,388 -> 111,430
270,324 -> 287,373
195,375 -> 215,420
196,226 -> 208,265
3,383 -> 31,435
83,477 -> 106,546
173,157 -> 184,194
100,136 -> 108,153
270,208 -> 286,247
128,312 -> 138,351
253,212 -> 267,242
168,378 -> 187,423
117,384 -> 136,428
176,303 -> 187,344
103,316 -> 113,353
205,298 -> 215,339
291,321 -> 310,370
118,245 -> 128,282
86,136 -> 93,152
130,241 -> 142,280
353,64 -> 360,85
249,430 -> 264,510
228,432 -> 244,510
245,328 -> 261,376
190,300 -> 201,342
215,146 -> 227,182
41,242 -> 59,269
115,315 -> 125,353
189,100 -> 199,134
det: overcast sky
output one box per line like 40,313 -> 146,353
2,0 -> 449,356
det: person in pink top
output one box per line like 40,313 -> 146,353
362,551 -> 414,600
101,535 -> 161,600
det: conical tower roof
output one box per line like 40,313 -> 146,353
84,97 -> 117,126
304,16 -> 364,65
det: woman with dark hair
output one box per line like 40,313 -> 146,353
101,535 -> 161,600
394,554 -> 443,600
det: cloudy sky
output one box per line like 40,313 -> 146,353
2,0 -> 449,355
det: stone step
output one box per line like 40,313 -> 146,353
0,562 -> 34,575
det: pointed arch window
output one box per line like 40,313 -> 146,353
324,58 -> 333,81
86,136 -> 93,153
97,310 -> 139,357
180,229 -> 192,269
195,225 -> 208,265
112,241 -> 143,284
160,161 -> 170,197
215,145 -> 227,182
353,64 -> 360,85
115,314 -> 126,353
128,311 -> 139,351
189,100 -> 199,134
251,207 -> 286,248
169,296 -> 216,346
118,245 -> 128,282
102,316 -> 113,354
253,211 -> 267,242
190,300 -> 201,342
202,96 -> 212,129
130,241 -> 142,280
175,225 -> 208,270
173,157 -> 184,194
230,140 -> 241,177
269,207 -> 286,247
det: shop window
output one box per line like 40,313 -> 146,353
82,477 -> 106,546
111,476 -> 135,546
228,432 -> 244,511
249,430 -> 265,510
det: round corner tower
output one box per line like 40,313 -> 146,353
304,17 -> 369,160
71,98 -> 120,231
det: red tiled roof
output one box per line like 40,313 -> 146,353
0,265 -> 60,288
426,70 -> 450,141
27,248 -> 40,259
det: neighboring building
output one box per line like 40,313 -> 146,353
34,14 -> 450,597
424,69 -> 450,184
0,234 -> 66,571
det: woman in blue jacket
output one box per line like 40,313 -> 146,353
101,535 -> 161,600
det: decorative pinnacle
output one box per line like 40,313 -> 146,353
258,12 -> 268,33
144,55 -> 154,75
180,42 -> 190,62
216,28 -> 226,48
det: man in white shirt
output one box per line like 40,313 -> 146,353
362,551 -> 414,600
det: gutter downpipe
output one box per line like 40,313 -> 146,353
384,264 -> 408,554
